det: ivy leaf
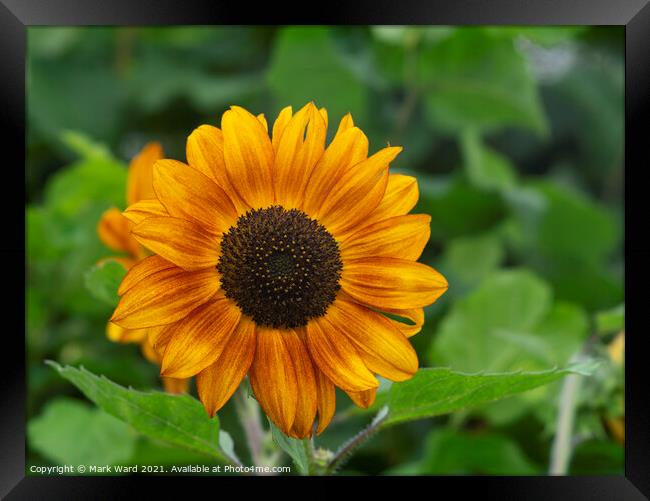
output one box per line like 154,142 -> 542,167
47,361 -> 227,462
383,361 -> 599,426
28,397 -> 135,466
84,259 -> 127,306
269,421 -> 311,475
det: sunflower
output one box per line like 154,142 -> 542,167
111,103 -> 448,438
97,142 -> 188,394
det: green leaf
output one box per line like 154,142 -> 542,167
505,181 -> 622,310
419,28 -> 547,134
28,397 -> 135,465
131,57 -> 263,113
430,269 -> 553,372
269,420 -> 310,475
44,154 -> 127,217
595,304 -> 625,335
383,361 -> 598,426
523,181 -> 619,265
419,429 -> 539,474
267,27 -> 368,125
460,129 -> 517,192
28,58 -> 124,145
28,149 -> 128,316
218,431 -> 240,465
416,174 -> 508,241
47,361 -> 227,462
440,233 -> 504,293
84,259 -> 127,306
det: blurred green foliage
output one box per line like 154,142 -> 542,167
26,26 -> 624,476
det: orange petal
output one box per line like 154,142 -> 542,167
196,317 -> 257,417
328,299 -> 418,381
302,127 -> 369,216
341,257 -> 448,310
383,307 -> 425,338
346,387 -> 377,409
111,265 -> 220,329
316,147 -> 401,235
257,113 -> 268,132
363,174 -> 419,227
127,142 -> 163,206
186,124 -> 249,214
318,107 -> 328,130
274,103 -> 327,209
153,159 -> 238,234
160,294 -> 241,378
340,214 -> 431,261
97,208 -> 140,256
117,255 -> 176,296
285,331 -> 318,439
149,322 -> 176,355
106,322 -> 146,343
222,106 -> 274,209
122,199 -> 168,225
162,377 -> 189,394
132,216 -> 220,271
138,337 -> 160,366
249,327 -> 299,434
272,106 -> 293,151
314,368 -> 336,435
335,113 -> 355,137
303,316 -> 378,392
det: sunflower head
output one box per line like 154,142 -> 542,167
111,103 -> 448,438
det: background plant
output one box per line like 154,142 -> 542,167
26,26 -> 624,475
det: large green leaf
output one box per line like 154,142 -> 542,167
427,269 -> 591,425
267,27 -> 368,125
28,397 -> 135,466
47,362 -> 227,461
383,361 -> 598,426
419,28 -> 547,134
430,269 -> 553,372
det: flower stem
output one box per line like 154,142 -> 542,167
325,406 -> 389,475
549,353 -> 585,475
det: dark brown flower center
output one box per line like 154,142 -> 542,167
217,206 -> 342,329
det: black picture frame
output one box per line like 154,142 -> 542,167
3,0 -> 649,497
